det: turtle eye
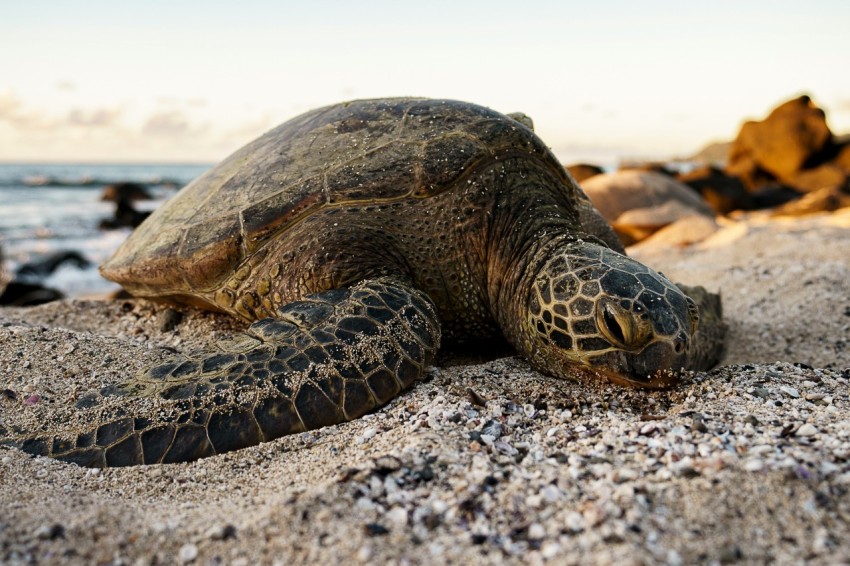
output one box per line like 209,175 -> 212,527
602,307 -> 625,344
596,299 -> 651,351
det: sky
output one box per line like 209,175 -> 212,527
1,0 -> 849,164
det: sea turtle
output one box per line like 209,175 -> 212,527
1,98 -> 724,467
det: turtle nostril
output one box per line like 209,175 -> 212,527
674,340 -> 686,354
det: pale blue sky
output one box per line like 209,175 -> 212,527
1,0 -> 848,163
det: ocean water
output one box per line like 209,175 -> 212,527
0,163 -> 210,297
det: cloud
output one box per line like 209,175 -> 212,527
224,113 -> 275,138
0,91 -> 22,117
142,109 -> 211,139
55,80 -> 76,92
142,110 -> 192,136
0,90 -> 244,160
66,107 -> 121,127
155,97 -> 208,109
0,90 -> 58,130
208,113 -> 276,153
0,91 -> 122,132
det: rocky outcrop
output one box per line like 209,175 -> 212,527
834,143 -> 850,173
677,166 -> 753,214
565,163 -> 604,183
787,164 -> 847,193
580,170 -> 715,244
771,185 -> 850,217
727,95 -> 833,187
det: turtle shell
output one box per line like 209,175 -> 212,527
100,98 -> 558,295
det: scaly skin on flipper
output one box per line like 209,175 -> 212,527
2,98 -> 725,467
3,279 -> 439,467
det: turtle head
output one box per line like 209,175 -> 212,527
522,242 -> 699,388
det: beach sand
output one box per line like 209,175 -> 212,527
1,211 -> 849,565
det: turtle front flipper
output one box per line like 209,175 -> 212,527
2,279 -> 440,467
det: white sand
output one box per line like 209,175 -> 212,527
1,211 -> 849,565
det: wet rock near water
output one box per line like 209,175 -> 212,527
98,199 -> 151,229
0,250 -> 94,307
15,251 -> 91,280
0,281 -> 65,307
98,181 -> 156,229
100,182 -> 153,203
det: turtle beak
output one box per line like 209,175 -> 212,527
586,337 -> 690,389
630,340 -> 689,383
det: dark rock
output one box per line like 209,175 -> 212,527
16,250 -> 91,280
208,524 -> 237,540
0,281 -> 64,306
725,152 -> 775,192
100,182 -> 152,202
750,183 -> 801,209
835,143 -> 850,173
364,523 -> 390,536
4,250 -> 88,307
99,199 -> 151,230
412,464 -> 435,482
99,182 -> 155,229
565,163 -> 605,183
34,523 -> 65,540
677,166 -> 754,214
727,95 -> 833,186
